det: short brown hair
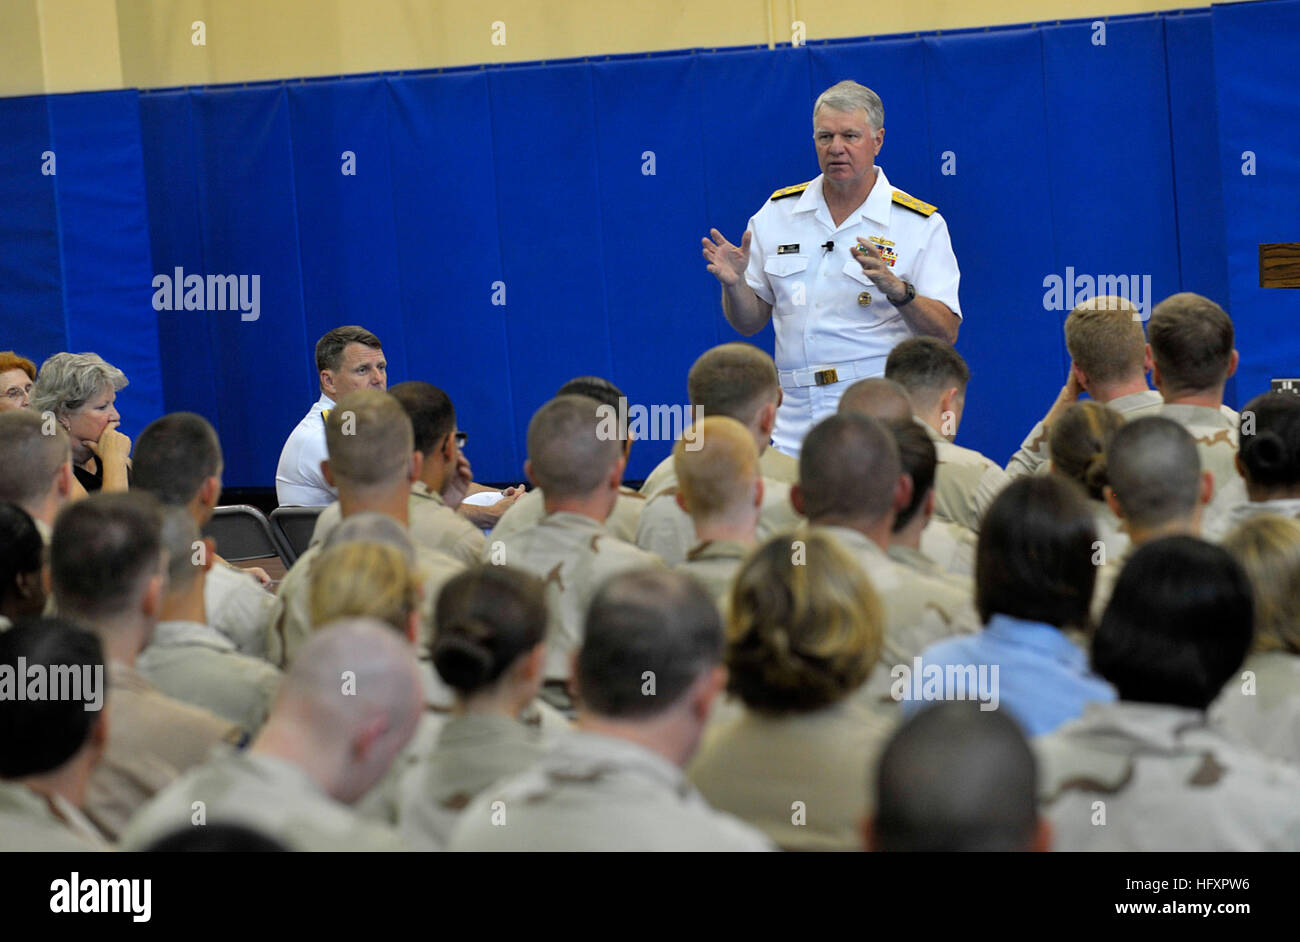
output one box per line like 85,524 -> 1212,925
885,337 -> 970,403
687,343 -> 779,424
838,377 -> 913,423
1048,401 -> 1124,501
1106,416 -> 1202,530
1063,296 -> 1145,384
324,390 -> 412,491
799,413 -> 900,523
673,416 -> 758,520
315,325 -> 382,373
1148,293 -> 1234,395
51,492 -> 165,622
0,351 -> 36,381
526,395 -> 622,500
726,531 -> 882,712
0,410 -> 70,509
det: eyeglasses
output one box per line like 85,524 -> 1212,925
454,431 -> 468,448
4,386 -> 31,402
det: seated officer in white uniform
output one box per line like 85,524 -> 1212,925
275,325 -> 387,507
703,80 -> 962,456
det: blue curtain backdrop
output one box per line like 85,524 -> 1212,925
1,5 -> 1283,489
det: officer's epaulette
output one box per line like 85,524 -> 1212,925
892,190 -> 937,217
769,181 -> 811,201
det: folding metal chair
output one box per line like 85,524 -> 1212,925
203,505 -> 290,569
269,505 -> 325,566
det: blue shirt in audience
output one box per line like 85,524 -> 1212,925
901,613 -> 1115,736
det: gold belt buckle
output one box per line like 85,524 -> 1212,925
814,368 -> 839,386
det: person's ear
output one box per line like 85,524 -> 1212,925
608,454 -> 626,490
861,814 -> 877,852
524,459 -> 538,490
1149,352 -> 1163,391
320,369 -> 336,397
1030,817 -> 1052,852
1199,470 -> 1214,506
199,474 -> 221,510
200,537 -> 217,574
405,609 -> 420,646
1072,362 -> 1090,392
790,482 -> 806,517
1142,344 -> 1154,376
753,474 -> 765,510
1234,453 -> 1247,482
1104,486 -> 1124,520
321,460 -> 336,487
408,449 -> 424,484
893,473 -> 913,516
141,572 -> 164,619
674,491 -> 689,514
88,709 -> 109,760
520,642 -> 547,687
693,663 -> 727,722
55,461 -> 73,499
350,714 -> 389,765
1226,349 -> 1239,380
567,650 -> 581,702
758,399 -> 778,440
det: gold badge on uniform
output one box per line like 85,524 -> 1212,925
868,236 -> 898,268
777,244 -> 800,255
858,292 -> 872,307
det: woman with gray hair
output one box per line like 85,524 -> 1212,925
31,352 -> 132,492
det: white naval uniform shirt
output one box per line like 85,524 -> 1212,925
744,167 -> 962,455
275,393 -> 336,506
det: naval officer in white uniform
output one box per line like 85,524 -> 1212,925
703,80 -> 962,456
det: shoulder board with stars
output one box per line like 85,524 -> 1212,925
891,190 -> 937,217
769,181 -> 812,201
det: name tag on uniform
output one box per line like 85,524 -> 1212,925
777,244 -> 800,255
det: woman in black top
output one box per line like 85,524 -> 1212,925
30,352 -> 132,492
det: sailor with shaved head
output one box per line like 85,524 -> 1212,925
636,343 -> 801,565
837,377 -> 914,425
671,416 -> 763,613
867,702 -> 1048,852
487,395 -> 661,704
1090,416 -> 1213,618
268,389 -> 464,668
796,413 -> 979,670
122,619 -> 421,851
0,409 -> 77,544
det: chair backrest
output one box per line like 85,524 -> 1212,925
270,506 -> 324,566
203,505 -> 288,567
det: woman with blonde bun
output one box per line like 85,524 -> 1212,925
687,530 -> 893,851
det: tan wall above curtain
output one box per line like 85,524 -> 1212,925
2,0 -> 1244,99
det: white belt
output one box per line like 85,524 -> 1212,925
778,355 -> 886,389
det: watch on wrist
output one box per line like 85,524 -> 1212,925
890,279 -> 917,307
